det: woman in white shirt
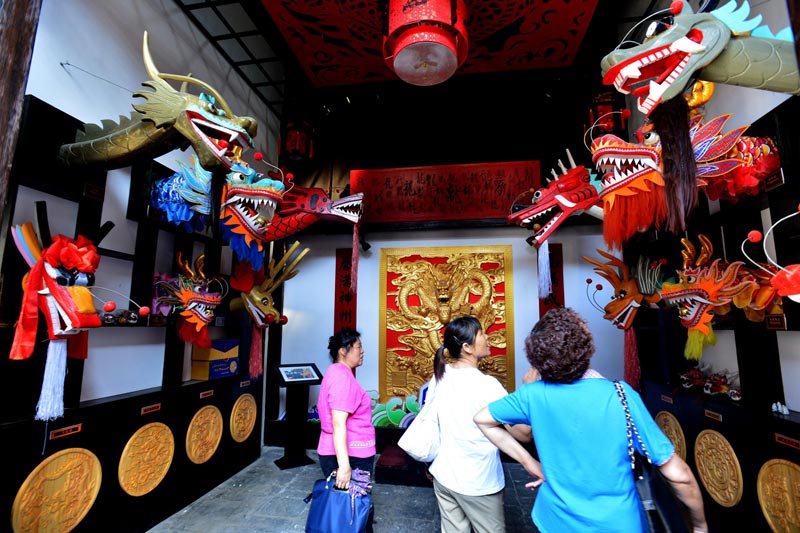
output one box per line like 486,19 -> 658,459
427,315 -> 533,533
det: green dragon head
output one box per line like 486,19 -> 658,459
601,1 -> 730,116
134,31 -> 257,171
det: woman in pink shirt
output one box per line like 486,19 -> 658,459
317,328 -> 376,490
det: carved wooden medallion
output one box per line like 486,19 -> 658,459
655,411 -> 686,460
186,405 -> 223,464
118,422 -> 175,496
694,429 -> 743,507
757,458 -> 800,532
12,447 -> 102,532
230,393 -> 257,443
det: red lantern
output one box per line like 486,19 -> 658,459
383,0 -> 468,86
284,120 -> 314,161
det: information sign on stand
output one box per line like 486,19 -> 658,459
273,363 -> 322,469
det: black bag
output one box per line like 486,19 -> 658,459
305,469 -> 374,533
614,381 -> 689,533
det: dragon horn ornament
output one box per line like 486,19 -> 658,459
58,31 -> 258,171
601,0 -> 799,116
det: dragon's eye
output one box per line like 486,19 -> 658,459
533,190 -> 543,201
205,101 -> 224,117
618,290 -> 627,298
645,20 -> 670,39
229,172 -> 247,184
642,130 -> 660,146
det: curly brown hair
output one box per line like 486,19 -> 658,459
525,307 -> 595,383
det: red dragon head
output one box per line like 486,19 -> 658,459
507,150 -> 602,248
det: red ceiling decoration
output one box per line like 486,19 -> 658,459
261,0 -> 601,88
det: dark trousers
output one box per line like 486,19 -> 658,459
318,454 -> 375,478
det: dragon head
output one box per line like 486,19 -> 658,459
507,151 -> 601,248
600,2 -> 730,115
231,241 -> 309,328
134,32 -> 257,172
583,250 -> 662,330
220,161 -> 287,270
154,253 -> 225,346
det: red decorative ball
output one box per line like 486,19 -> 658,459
621,109 -> 632,120
280,315 -> 288,325
218,139 -> 229,149
286,172 -> 294,181
585,278 -> 592,284
254,152 -> 263,161
138,306 -> 150,317
103,301 -> 116,312
266,313 -> 275,323
796,203 -> 800,214
596,284 -> 603,291
747,230 -> 763,243
669,0 -> 683,14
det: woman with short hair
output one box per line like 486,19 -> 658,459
474,307 -> 708,533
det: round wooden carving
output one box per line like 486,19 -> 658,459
757,458 -> 800,533
655,411 -> 686,460
186,404 -> 223,464
694,429 -> 743,507
12,447 -> 102,533
118,422 -> 175,496
230,393 -> 257,443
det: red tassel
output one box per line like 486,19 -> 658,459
351,224 -> 359,294
249,325 -> 263,379
624,327 -> 641,390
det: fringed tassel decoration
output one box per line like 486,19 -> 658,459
538,240 -> 552,299
249,325 -> 263,379
36,338 -> 67,421
623,328 -> 641,391
351,223 -> 359,294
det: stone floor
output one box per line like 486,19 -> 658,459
147,446 -> 538,532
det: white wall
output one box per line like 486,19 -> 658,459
281,224 -> 625,409
23,0 -> 278,401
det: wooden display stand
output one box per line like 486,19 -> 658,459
273,363 -> 322,469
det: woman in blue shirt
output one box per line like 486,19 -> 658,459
474,307 -> 708,533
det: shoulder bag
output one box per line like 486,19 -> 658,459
613,380 -> 689,533
397,381 -> 440,462
305,468 -> 373,533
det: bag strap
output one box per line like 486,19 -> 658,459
613,380 -> 652,470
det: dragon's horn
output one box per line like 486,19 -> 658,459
550,168 -> 558,181
142,31 -> 176,94
176,252 -> 195,278
142,31 -> 235,118
558,159 -> 568,174
265,248 -> 310,295
566,148 -> 576,168
696,234 -> 714,266
194,254 -> 207,281
681,238 -> 696,269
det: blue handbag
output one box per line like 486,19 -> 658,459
305,469 -> 373,533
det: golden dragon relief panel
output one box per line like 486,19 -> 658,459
379,245 -> 514,403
